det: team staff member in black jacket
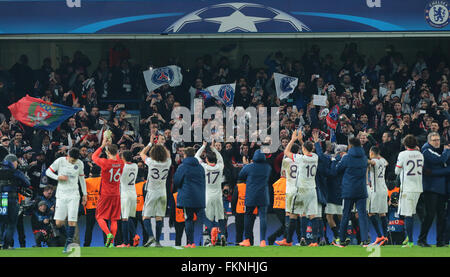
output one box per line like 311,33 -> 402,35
419,132 -> 450,247
0,154 -> 31,249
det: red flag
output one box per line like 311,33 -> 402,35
8,95 -> 81,131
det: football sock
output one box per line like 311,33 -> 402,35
318,219 -> 325,240
284,215 -> 290,237
311,218 -> 320,242
331,226 -> 339,238
66,226 -> 75,245
218,219 -> 226,236
287,218 -> 296,243
155,220 -> 163,242
380,216 -> 388,237
128,219 -> 137,238
110,220 -> 118,237
204,218 -> 213,235
295,217 -> 301,241
405,217 -> 414,243
369,215 -> 382,238
300,217 -> 308,239
143,219 -> 154,237
97,219 -> 111,235
122,221 -> 129,245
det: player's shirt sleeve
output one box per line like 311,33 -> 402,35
145,157 -> 152,167
212,147 -> 224,170
195,145 -> 206,164
281,158 -> 288,177
395,153 -> 403,175
46,158 -> 60,181
78,162 -> 87,196
92,147 -> 106,168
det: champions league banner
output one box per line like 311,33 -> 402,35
0,0 -> 448,34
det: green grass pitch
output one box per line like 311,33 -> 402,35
0,245 -> 449,257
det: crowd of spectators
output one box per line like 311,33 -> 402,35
0,41 -> 449,246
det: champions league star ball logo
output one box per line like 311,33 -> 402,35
218,84 -> 234,106
425,0 -> 449,28
151,67 -> 174,85
165,2 -> 310,33
280,76 -> 297,92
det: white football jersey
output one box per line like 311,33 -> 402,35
120,162 -> 138,193
292,153 -> 318,189
368,158 -> 388,193
48,157 -> 85,198
195,146 -> 224,200
281,157 -> 298,194
145,157 -> 171,193
395,150 -> 424,193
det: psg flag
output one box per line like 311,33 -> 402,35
205,83 -> 235,107
326,104 -> 340,130
143,65 -> 183,92
8,95 -> 82,131
274,73 -> 298,100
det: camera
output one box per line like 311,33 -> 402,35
223,188 -> 230,197
151,116 -> 159,124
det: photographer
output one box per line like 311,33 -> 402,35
387,190 -> 406,245
0,154 -> 31,249
31,201 -> 52,247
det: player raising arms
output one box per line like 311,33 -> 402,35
140,134 -> 171,247
45,148 -> 87,253
283,129 -> 321,247
275,142 -> 301,246
395,135 -> 424,248
367,146 -> 389,246
118,150 -> 139,247
92,135 -> 125,248
195,140 -> 226,246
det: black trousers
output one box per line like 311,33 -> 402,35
235,213 -> 254,245
268,208 -> 286,241
419,191 -> 447,244
174,221 -> 185,246
83,209 -> 97,247
16,213 -> 26,247
388,231 -> 406,245
0,198 -> 19,248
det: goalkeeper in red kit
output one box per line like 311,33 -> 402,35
92,136 -> 125,247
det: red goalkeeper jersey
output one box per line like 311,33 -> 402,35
92,147 -> 124,197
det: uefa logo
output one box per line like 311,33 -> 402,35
151,67 -> 174,85
425,0 -> 449,28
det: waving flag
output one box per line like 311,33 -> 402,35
326,104 -> 340,130
205,83 -> 235,107
274,73 -> 298,100
8,95 -> 82,131
143,65 -> 183,92
196,89 -> 212,101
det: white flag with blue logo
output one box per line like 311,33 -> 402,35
274,73 -> 298,100
143,65 -> 183,92
206,83 -> 235,107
